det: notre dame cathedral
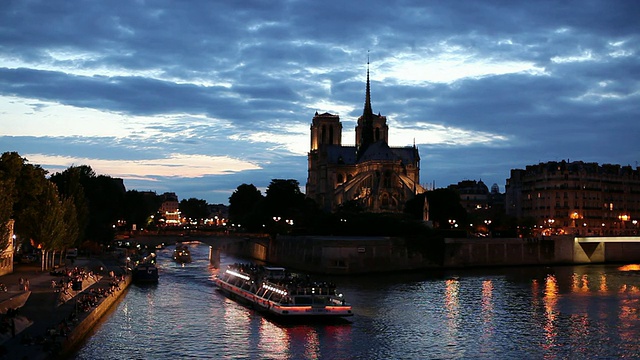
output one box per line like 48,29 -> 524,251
306,66 -> 425,213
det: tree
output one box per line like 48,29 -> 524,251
61,197 -> 79,249
50,165 -> 91,245
123,190 -> 162,230
83,174 -> 126,243
425,188 -> 467,229
179,198 -> 209,224
25,181 -> 79,270
264,179 -> 305,217
228,184 -> 264,230
264,179 -> 306,234
404,193 -> 427,220
0,152 -> 50,246
0,179 -> 14,251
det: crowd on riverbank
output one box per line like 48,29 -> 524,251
0,256 -> 129,359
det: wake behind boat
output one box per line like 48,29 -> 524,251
213,263 -> 353,321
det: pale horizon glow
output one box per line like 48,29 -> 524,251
25,153 -> 261,181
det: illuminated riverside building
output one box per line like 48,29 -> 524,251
159,192 -> 181,226
306,66 -> 424,213
505,161 -> 640,236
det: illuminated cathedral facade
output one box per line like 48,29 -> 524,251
306,67 -> 424,213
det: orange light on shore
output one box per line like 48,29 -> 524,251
618,264 -> 640,272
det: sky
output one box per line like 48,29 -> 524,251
1,1 -> 639,205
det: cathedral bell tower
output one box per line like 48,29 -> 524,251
355,62 -> 388,158
310,112 -> 342,151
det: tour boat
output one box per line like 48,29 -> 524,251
173,243 -> 192,263
213,264 -> 353,321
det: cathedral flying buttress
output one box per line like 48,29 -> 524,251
306,66 -> 425,213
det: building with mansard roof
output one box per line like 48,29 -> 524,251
506,160 -> 640,236
306,66 -> 425,213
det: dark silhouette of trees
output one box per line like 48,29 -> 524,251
85,175 -> 126,243
123,190 -> 162,231
263,179 -> 307,235
0,170 -> 14,251
1,152 -> 51,247
50,165 -> 90,245
264,179 -> 305,218
51,165 -> 125,244
228,184 -> 264,231
425,188 -> 467,229
1,152 -> 80,269
179,198 -> 209,224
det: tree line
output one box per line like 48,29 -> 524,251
0,152 -> 164,269
2,150 -> 526,270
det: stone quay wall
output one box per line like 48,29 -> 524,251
59,274 -> 132,356
230,235 -> 588,274
442,236 -> 575,267
271,236 -> 432,274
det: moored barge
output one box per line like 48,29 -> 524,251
213,264 -> 353,320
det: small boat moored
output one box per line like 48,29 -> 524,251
213,263 -> 353,321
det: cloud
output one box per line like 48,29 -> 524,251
1,0 -> 639,203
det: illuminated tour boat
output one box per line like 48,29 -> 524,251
213,264 -> 353,320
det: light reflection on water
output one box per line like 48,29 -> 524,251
73,243 -> 640,359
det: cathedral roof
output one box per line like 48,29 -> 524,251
357,141 -> 401,162
357,141 -> 418,165
324,145 -> 357,164
322,142 -> 418,166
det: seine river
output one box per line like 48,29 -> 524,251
72,242 -> 640,359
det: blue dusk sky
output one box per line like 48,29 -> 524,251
1,1 -> 639,204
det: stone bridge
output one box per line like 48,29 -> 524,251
573,236 -> 640,263
128,232 -> 270,266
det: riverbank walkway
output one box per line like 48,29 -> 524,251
0,256 -> 127,359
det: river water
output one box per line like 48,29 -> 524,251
72,242 -> 640,359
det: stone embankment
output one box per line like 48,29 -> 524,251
0,257 -> 131,359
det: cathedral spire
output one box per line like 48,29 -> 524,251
363,56 -> 373,119
358,56 -> 375,154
